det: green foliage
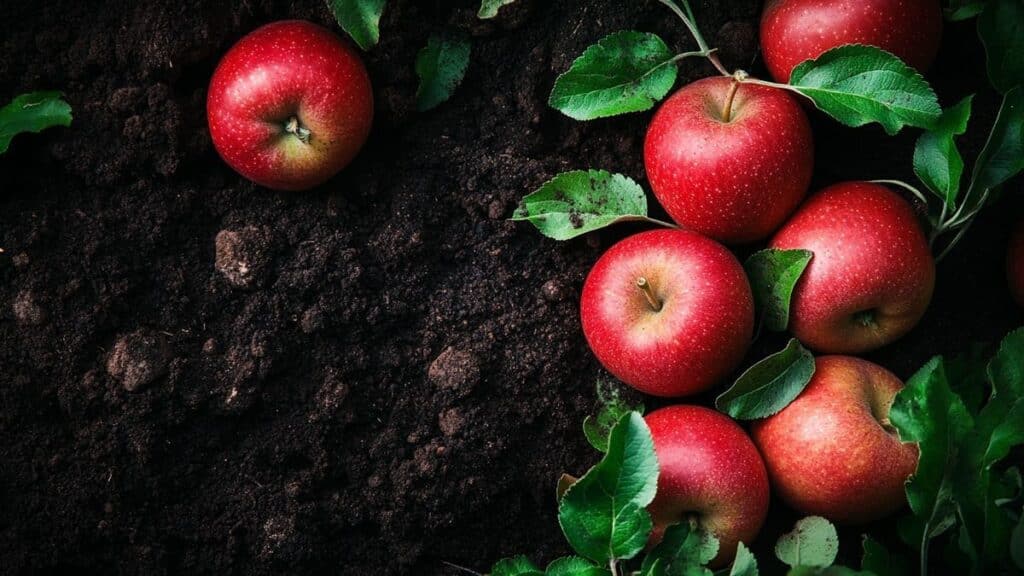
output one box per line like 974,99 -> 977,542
0,91 -> 72,154
860,536 -> 910,576
415,34 -> 471,112
583,380 -> 643,453
639,521 -> 719,576
549,31 -> 679,120
729,542 -> 759,576
545,556 -> 610,576
478,0 -> 516,19
492,555 -> 544,576
775,517 -> 839,569
512,170 -> 653,240
913,96 -> 973,207
715,339 -> 815,420
786,45 -> 942,135
744,249 -> 813,332
977,0 -> 1024,93
968,87 -> 1024,199
327,0 -> 386,51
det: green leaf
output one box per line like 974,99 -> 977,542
1012,506 -> 1024,569
743,249 -> 813,332
948,1 -> 988,20
327,0 -> 386,51
968,87 -> 1024,199
775,517 -> 839,569
730,542 -> 759,576
640,521 -> 719,576
545,556 -> 610,576
861,535 -> 910,576
583,380 -> 643,453
913,96 -> 973,207
415,34 -> 471,112
549,31 -> 678,120
559,412 -> 659,563
478,0 -> 516,19
493,555 -> 544,576
0,91 -> 72,154
890,358 -> 973,547
787,44 -> 942,135
715,339 -> 815,420
978,0 -> 1024,93
512,170 -> 650,240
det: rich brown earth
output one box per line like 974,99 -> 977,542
1,1 -> 1020,574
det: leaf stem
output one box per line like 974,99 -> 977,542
920,521 -> 931,576
609,558 -> 620,576
656,0 -> 730,76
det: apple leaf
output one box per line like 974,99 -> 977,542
1012,507 -> 1024,570
512,170 -> 654,240
549,31 -> 679,120
914,96 -> 973,207
478,0 -> 516,19
327,0 -> 386,51
744,248 -> 813,332
715,339 -> 815,420
775,517 -> 839,569
947,1 -> 988,20
730,542 -> 759,576
786,44 -> 942,135
860,535 -> 910,576
415,34 -> 471,112
978,0 -> 1024,93
966,87 -> 1024,204
545,556 -> 610,576
583,380 -> 643,453
492,555 -> 544,576
558,412 -> 658,563
0,91 -> 72,154
639,521 -> 719,576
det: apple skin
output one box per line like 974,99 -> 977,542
760,0 -> 943,83
207,20 -> 373,191
646,405 -> 770,566
580,229 -> 754,397
751,356 -> 919,524
770,181 -> 935,353
644,76 -> 814,244
1008,216 -> 1024,306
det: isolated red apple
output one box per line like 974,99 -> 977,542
580,229 -> 754,397
751,356 -> 918,524
207,20 -> 373,191
646,405 -> 770,565
644,77 -> 813,244
770,181 -> 935,353
1008,216 -> 1024,306
760,0 -> 943,83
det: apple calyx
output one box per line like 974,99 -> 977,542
853,309 -> 879,329
285,116 -> 312,144
636,277 -> 664,312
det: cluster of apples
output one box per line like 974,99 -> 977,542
581,0 -> 943,565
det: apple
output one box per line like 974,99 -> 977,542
580,229 -> 754,397
1008,216 -> 1024,306
646,405 -> 770,565
760,0 -> 943,83
207,20 -> 373,191
770,181 -> 935,353
750,356 -> 918,524
644,76 -> 814,244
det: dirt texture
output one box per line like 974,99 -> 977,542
0,1 -> 1021,575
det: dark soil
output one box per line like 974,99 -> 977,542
1,1 -> 1020,575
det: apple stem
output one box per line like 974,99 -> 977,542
721,71 -> 748,123
636,277 -> 663,312
285,116 -> 312,145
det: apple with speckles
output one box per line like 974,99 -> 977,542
580,229 -> 754,397
646,405 -> 770,566
207,20 -> 373,191
751,356 -> 918,524
644,76 -> 814,244
1008,216 -> 1024,306
760,0 -> 943,83
771,181 -> 935,353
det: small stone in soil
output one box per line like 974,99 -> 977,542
214,226 -> 273,289
106,330 -> 172,392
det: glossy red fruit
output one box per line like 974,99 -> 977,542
760,0 -> 943,83
580,229 -> 754,397
1009,217 -> 1024,306
644,76 -> 814,244
207,20 -> 373,191
646,405 -> 770,566
751,356 -> 918,524
770,182 -> 935,353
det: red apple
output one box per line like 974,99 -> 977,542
760,0 -> 943,83
207,20 -> 373,191
751,356 -> 918,524
770,181 -> 935,353
1008,216 -> 1024,306
644,77 -> 814,244
580,229 -> 754,397
646,405 -> 770,565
